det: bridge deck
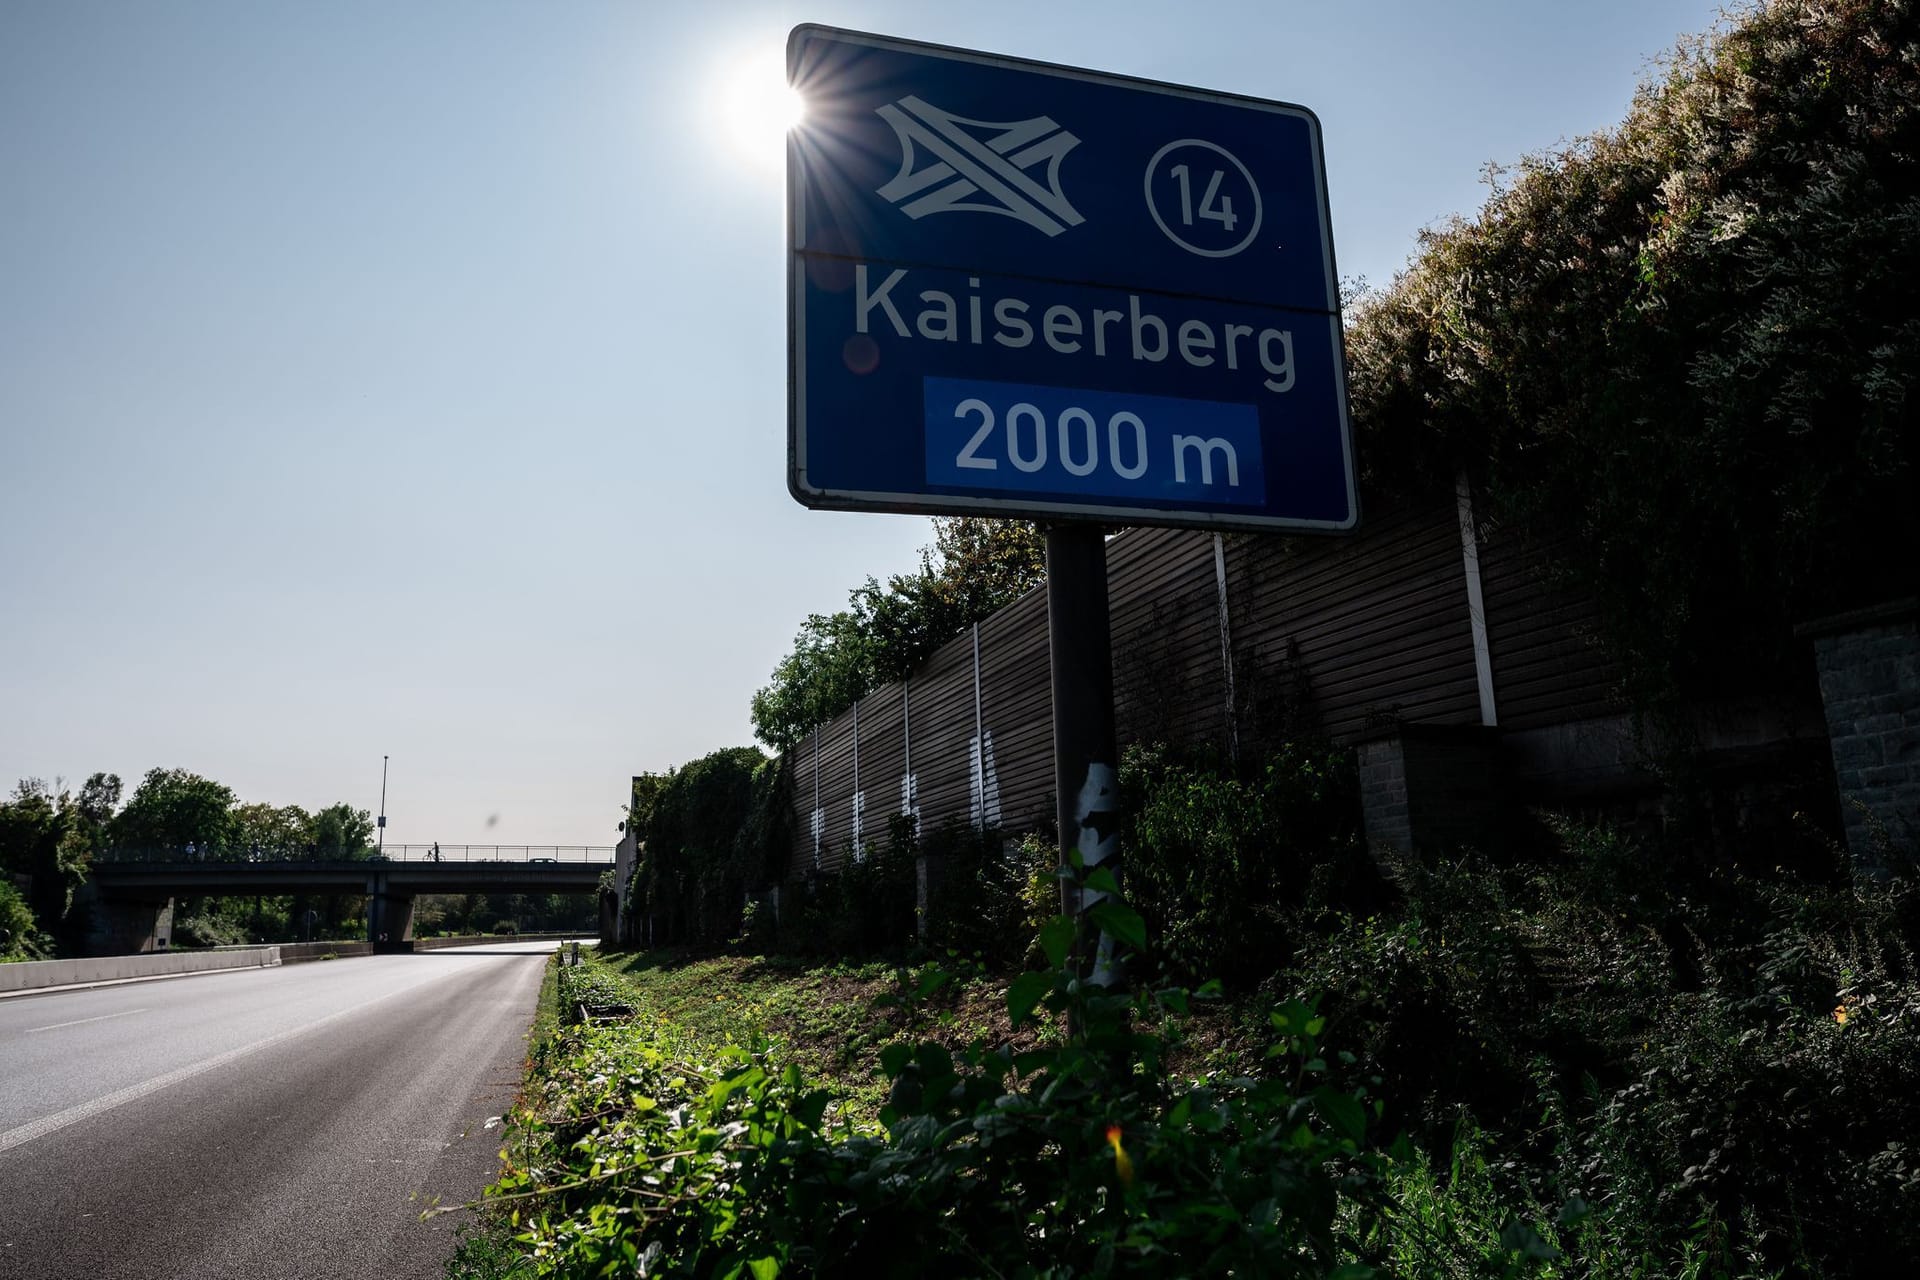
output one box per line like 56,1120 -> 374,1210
92,859 -> 612,898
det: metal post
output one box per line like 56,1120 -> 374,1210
1213,533 -> 1239,766
377,755 -> 389,855
1046,525 -> 1121,987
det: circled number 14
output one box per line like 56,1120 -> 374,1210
1169,165 -> 1238,232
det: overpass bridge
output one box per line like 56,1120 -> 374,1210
88,847 -> 615,954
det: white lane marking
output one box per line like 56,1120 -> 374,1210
25,1008 -> 151,1034
0,975 -> 443,1156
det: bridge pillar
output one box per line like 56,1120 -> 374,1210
368,891 -> 415,952
86,895 -> 174,956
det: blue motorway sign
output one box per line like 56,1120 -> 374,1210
787,25 -> 1356,533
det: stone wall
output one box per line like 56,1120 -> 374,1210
1805,599 -> 1920,874
1359,725 -> 1506,856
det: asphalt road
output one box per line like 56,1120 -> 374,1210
0,941 -> 576,1279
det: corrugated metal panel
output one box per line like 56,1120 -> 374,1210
1226,499 -> 1482,743
814,712 -> 858,872
1478,532 -> 1624,730
979,586 -> 1055,830
788,726 -> 827,879
781,494 -> 1625,872
1110,528 -> 1230,749
858,689 -> 907,854
909,629 -> 980,837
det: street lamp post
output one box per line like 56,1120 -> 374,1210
377,754 -> 389,855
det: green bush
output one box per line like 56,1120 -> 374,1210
776,818 -> 919,957
1122,740 -> 1381,985
466,910 -> 1421,1278
1293,817 -> 1920,1277
1,878 -> 48,961
916,820 -> 1053,965
637,748 -> 777,946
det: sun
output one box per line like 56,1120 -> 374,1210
717,47 -> 807,176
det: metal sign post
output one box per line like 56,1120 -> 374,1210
1046,525 -> 1120,983
788,25 -> 1356,985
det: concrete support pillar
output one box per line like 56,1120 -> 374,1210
1803,599 -> 1920,876
598,888 -> 620,948
915,851 -> 949,939
368,892 -> 415,951
1358,725 -> 1507,856
1357,737 -> 1413,854
85,895 -> 173,955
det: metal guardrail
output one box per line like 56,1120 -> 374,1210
96,844 -> 615,865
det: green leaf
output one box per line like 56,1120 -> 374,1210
748,1257 -> 781,1280
1087,901 -> 1148,951
879,1043 -> 913,1078
1008,970 -> 1053,1027
1313,1088 -> 1368,1143
1039,916 -> 1076,970
1499,1220 -> 1562,1261
1083,866 -> 1121,897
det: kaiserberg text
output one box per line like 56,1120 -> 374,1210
856,266 -> 1296,394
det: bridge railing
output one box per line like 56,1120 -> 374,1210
376,844 -> 615,864
95,844 -> 616,864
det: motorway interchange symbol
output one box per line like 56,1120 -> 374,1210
875,96 -> 1085,237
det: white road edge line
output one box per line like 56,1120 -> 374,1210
25,1008 -> 151,1034
0,977 -> 440,1156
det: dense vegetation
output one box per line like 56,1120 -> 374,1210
626,748 -> 792,948
460,732 -> 1918,1278
1345,0 -> 1918,710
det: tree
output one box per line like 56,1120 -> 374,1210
1345,0 -> 1919,711
232,802 -> 312,859
0,778 -> 102,943
635,747 -> 767,945
307,803 -> 376,859
749,608 -> 878,752
751,517 -> 1045,748
0,878 -> 46,961
109,768 -> 237,859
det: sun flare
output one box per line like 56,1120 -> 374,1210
718,47 -> 806,175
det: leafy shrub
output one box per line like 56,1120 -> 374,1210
1122,740 -> 1381,984
1294,815 -> 1920,1277
916,820 -> 1054,965
1347,0 -> 1920,711
637,748 -> 776,946
471,910 -> 1414,1279
0,878 -> 48,961
776,819 -> 919,957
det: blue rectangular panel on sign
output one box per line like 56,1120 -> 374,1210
924,378 -> 1265,508
788,25 -> 1357,533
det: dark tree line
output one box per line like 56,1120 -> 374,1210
0,766 -> 380,956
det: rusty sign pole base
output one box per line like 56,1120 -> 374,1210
1045,524 -> 1122,988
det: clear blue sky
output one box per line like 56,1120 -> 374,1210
0,0 -> 1730,847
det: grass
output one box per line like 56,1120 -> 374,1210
575,945 -> 1263,1123
596,948 -> 974,1119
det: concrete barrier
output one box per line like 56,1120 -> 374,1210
276,941 -> 373,964
0,947 -> 282,995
